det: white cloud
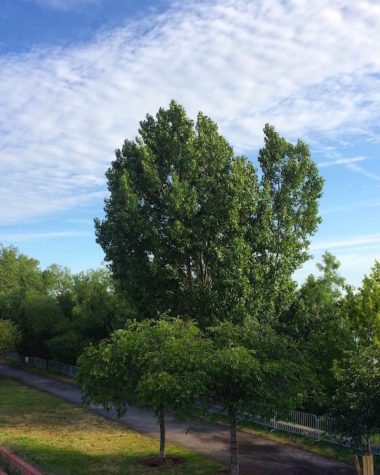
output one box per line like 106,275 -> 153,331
321,199 -> 380,214
2,0 -> 380,223
27,0 -> 99,11
310,233 -> 380,251
346,163 -> 380,182
318,156 -> 366,168
295,234 -> 380,287
0,230 -> 92,242
294,249 -> 379,288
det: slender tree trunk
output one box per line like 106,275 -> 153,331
230,414 -> 239,475
185,249 -> 192,291
159,406 -> 166,463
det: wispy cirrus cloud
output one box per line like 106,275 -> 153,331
346,163 -> 380,182
1,0 -> 380,224
317,154 -> 380,182
318,156 -> 366,168
310,233 -> 380,251
295,233 -> 380,286
0,230 -> 92,242
321,200 -> 380,215
27,0 -> 100,11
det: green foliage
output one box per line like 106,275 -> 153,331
71,269 -> 117,341
78,319 -> 207,419
95,102 -> 323,327
42,264 -> 74,296
343,260 -> 380,347
135,319 -> 210,421
0,245 -> 123,363
281,252 -> 351,412
331,345 -> 380,453
77,317 -> 306,474
203,319 -> 304,475
21,290 -> 67,357
0,319 -> 20,355
77,318 -> 209,462
0,245 -> 44,323
0,245 -> 43,296
46,330 -> 85,364
206,319 -> 304,419
255,125 -> 324,320
328,261 -> 380,453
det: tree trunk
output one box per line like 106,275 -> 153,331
230,414 -> 239,475
159,406 -> 166,463
185,249 -> 192,291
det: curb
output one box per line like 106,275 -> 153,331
0,446 -> 42,475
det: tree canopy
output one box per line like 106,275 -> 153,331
0,245 -> 122,362
331,345 -> 380,453
95,101 -> 324,326
0,319 -> 20,355
77,318 -> 209,462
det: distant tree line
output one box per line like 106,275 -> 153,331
0,245 -> 126,363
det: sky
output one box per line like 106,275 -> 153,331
0,0 -> 379,287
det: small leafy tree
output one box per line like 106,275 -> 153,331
206,342 -> 259,475
77,318 -> 208,463
77,325 -> 142,414
205,320 -> 304,475
134,319 -> 209,462
0,319 -> 20,355
331,345 -> 380,454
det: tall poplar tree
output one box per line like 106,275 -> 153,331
95,101 -> 323,324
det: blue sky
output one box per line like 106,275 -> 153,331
0,0 -> 379,287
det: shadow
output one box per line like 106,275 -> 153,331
6,444 -> 227,475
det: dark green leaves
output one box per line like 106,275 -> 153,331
95,103 -> 323,327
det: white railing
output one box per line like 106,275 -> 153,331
242,405 -> 380,455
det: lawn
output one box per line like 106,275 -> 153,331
0,377 -> 226,474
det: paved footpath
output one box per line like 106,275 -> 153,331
0,364 -> 360,475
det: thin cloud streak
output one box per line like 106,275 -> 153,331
320,200 -> 380,214
346,163 -> 380,182
27,0 -> 99,11
318,156 -> 365,168
310,234 -> 380,251
0,230 -> 92,242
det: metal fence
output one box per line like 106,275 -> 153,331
6,352 -> 78,378
370,429 -> 380,455
4,352 -> 380,455
244,405 -> 380,455
48,360 -> 78,377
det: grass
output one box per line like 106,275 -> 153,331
2,359 -> 377,472
0,377 -> 227,474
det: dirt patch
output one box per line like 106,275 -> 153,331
139,455 -> 186,467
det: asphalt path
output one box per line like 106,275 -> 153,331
0,364 -> 360,475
